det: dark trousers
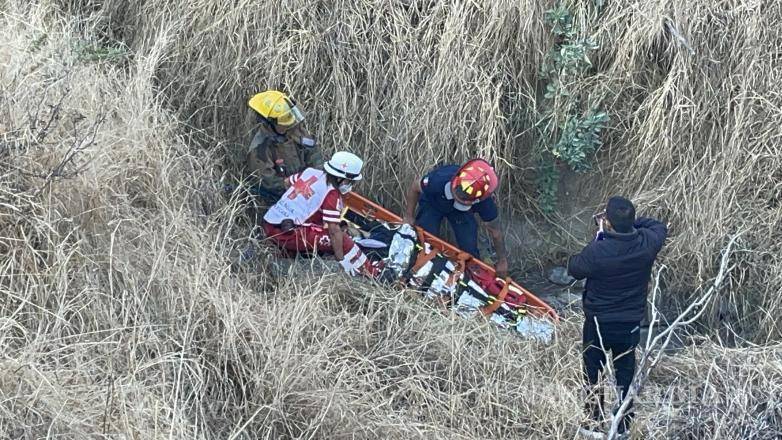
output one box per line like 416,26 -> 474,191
246,186 -> 284,237
252,186 -> 284,206
415,199 -> 480,257
582,318 -> 640,430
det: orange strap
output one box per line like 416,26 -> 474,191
447,253 -> 470,285
408,226 -> 441,273
481,278 -> 511,316
410,246 -> 440,273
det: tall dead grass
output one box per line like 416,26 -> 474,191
43,0 -> 782,340
594,0 -> 782,341
2,1 -> 782,438
49,0 -> 548,203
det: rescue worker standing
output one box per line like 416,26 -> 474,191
567,196 -> 667,438
262,151 -> 381,278
402,159 -> 509,278
245,90 -> 323,204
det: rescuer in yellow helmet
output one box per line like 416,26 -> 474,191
244,90 -> 323,204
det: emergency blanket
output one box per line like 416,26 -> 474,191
349,219 -> 555,344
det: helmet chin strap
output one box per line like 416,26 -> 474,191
259,114 -> 283,135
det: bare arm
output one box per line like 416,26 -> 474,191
403,178 -> 422,223
327,222 -> 345,261
485,217 -> 509,277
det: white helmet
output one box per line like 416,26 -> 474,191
324,151 -> 363,181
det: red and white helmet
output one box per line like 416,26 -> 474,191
324,151 -> 363,181
450,159 -> 498,208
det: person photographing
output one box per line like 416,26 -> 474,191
567,196 -> 668,438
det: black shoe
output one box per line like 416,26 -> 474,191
616,421 -> 631,439
615,409 -> 633,438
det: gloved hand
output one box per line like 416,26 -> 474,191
339,254 -> 358,276
280,219 -> 295,232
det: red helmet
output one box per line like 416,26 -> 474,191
451,159 -> 499,204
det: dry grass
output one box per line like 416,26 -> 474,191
43,0 -> 782,341
1,1 -> 782,438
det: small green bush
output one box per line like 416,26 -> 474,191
536,2 -> 608,213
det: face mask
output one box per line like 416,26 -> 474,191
338,182 -> 353,194
453,200 -> 473,211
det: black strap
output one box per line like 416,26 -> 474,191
419,255 -> 448,293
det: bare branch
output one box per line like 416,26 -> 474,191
606,231 -> 746,439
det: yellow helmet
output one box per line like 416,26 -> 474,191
248,90 -> 304,127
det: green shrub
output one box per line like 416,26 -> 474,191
536,2 -> 608,213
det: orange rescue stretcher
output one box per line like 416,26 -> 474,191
343,192 -> 559,322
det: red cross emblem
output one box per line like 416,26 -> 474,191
288,175 -> 318,200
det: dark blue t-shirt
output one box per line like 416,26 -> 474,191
419,165 -> 498,222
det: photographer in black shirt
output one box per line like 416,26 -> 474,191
568,196 -> 668,437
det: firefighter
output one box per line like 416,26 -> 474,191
244,90 -> 324,204
402,159 -> 509,278
262,151 -> 381,277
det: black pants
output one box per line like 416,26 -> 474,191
582,318 -> 640,430
246,187 -> 284,238
415,198 -> 480,258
